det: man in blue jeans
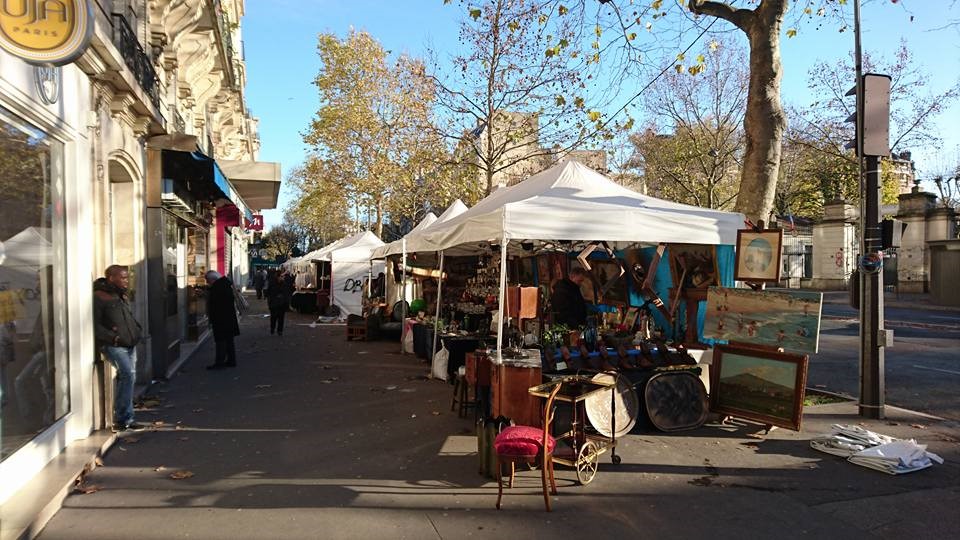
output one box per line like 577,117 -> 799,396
93,265 -> 145,432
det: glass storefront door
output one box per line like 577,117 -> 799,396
0,106 -> 69,461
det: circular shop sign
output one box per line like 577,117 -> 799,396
0,0 -> 94,66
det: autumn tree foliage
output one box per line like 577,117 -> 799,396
300,30 -> 475,238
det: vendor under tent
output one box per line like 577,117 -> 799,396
370,212 -> 438,332
414,159 -> 744,362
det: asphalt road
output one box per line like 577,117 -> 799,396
810,304 -> 960,421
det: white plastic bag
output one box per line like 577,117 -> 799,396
431,343 -> 450,381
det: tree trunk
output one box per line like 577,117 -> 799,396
738,12 -> 786,225
375,198 -> 384,238
689,0 -> 787,224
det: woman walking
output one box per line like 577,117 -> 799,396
266,271 -> 291,336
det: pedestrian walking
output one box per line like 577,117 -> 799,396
205,270 -> 240,370
266,271 -> 291,335
253,268 -> 266,299
93,265 -> 144,432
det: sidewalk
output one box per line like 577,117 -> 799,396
820,289 -> 960,313
35,300 -> 960,539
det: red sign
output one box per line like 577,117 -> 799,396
246,214 -> 264,231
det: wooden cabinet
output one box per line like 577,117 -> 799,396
491,362 -> 542,427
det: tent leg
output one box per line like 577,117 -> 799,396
401,239 -> 407,354
496,237 -> 508,364
431,251 -> 445,364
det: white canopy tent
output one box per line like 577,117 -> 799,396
412,160 -> 745,362
312,230 -> 385,318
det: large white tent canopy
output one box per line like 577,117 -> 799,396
418,160 -> 745,253
370,210 -> 442,260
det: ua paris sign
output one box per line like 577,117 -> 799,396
0,0 -> 93,66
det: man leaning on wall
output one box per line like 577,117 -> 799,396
93,265 -> 145,432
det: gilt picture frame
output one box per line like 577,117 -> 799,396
735,229 -> 783,283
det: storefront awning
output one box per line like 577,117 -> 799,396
217,160 -> 282,211
161,150 -> 254,221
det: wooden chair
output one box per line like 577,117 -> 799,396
494,380 -> 563,511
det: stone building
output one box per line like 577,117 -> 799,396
0,0 -> 279,533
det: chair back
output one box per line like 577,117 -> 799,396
541,380 -> 564,454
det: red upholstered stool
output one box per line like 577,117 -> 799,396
494,382 -> 563,511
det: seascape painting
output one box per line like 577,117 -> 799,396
703,287 -> 823,354
711,345 -> 808,431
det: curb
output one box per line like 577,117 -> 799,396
821,314 -> 960,331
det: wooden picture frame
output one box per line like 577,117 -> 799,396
667,244 -> 719,290
592,258 -> 628,305
710,344 -> 809,431
550,253 -> 567,280
735,229 -> 784,283
518,256 -> 536,286
703,287 -> 823,354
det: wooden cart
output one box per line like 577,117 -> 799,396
528,376 -> 621,485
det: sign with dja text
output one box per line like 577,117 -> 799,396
0,0 -> 94,66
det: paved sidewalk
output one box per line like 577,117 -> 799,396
36,301 -> 960,539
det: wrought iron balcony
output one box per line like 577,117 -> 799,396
111,13 -> 163,115
170,105 -> 186,134
212,0 -> 238,89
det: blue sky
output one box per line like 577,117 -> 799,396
242,1 -> 960,229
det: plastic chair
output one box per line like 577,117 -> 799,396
494,380 -> 563,511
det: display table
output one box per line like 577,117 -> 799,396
412,323 -> 435,360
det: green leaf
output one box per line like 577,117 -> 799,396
574,96 -> 585,109
587,110 -> 601,122
558,5 -> 568,15
595,24 -> 602,38
786,28 -> 797,38
652,0 -> 663,9
676,52 -> 685,62
628,32 -> 637,41
695,54 -> 705,64
469,8 -> 481,20
555,95 -> 566,106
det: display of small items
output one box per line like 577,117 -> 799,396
540,305 -> 697,373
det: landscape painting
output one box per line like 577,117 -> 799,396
710,345 -> 809,431
703,287 -> 823,354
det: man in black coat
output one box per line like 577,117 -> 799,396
205,271 -> 240,369
93,265 -> 144,431
550,267 -> 590,328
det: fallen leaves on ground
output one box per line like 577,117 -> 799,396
178,437 -> 190,442
152,421 -> 165,426
192,408 -> 204,413
255,384 -> 272,389
911,423 -> 928,429
94,457 -> 104,467
74,483 -> 102,494
154,466 -> 166,472
122,437 -> 141,444
169,470 -> 194,480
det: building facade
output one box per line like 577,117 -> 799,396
0,0 -> 279,524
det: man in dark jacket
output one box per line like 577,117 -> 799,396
550,267 -> 590,328
205,271 -> 240,369
93,265 -> 144,432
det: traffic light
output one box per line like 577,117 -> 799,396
845,73 -> 891,157
880,219 -> 907,250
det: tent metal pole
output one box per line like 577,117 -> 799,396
431,250 -> 445,363
496,237 -> 508,364
401,239 -> 407,353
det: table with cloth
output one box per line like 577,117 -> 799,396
437,335 -> 482,383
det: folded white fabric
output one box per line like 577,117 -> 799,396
810,424 -> 943,475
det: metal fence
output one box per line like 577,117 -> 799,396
781,225 -> 814,289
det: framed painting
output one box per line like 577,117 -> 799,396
703,287 -> 823,354
550,253 -> 568,281
710,344 -> 809,431
667,244 -> 719,290
592,258 -> 628,305
536,255 -> 552,286
518,256 -> 536,286
735,229 -> 784,283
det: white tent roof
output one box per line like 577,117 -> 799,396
314,230 -> 384,262
369,211 -> 440,259
418,160 -> 744,252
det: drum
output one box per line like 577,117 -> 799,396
643,371 -> 709,432
585,373 -> 640,438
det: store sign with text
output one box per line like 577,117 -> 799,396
245,214 -> 264,231
0,0 -> 94,66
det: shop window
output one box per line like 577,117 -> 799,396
0,106 -> 69,461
